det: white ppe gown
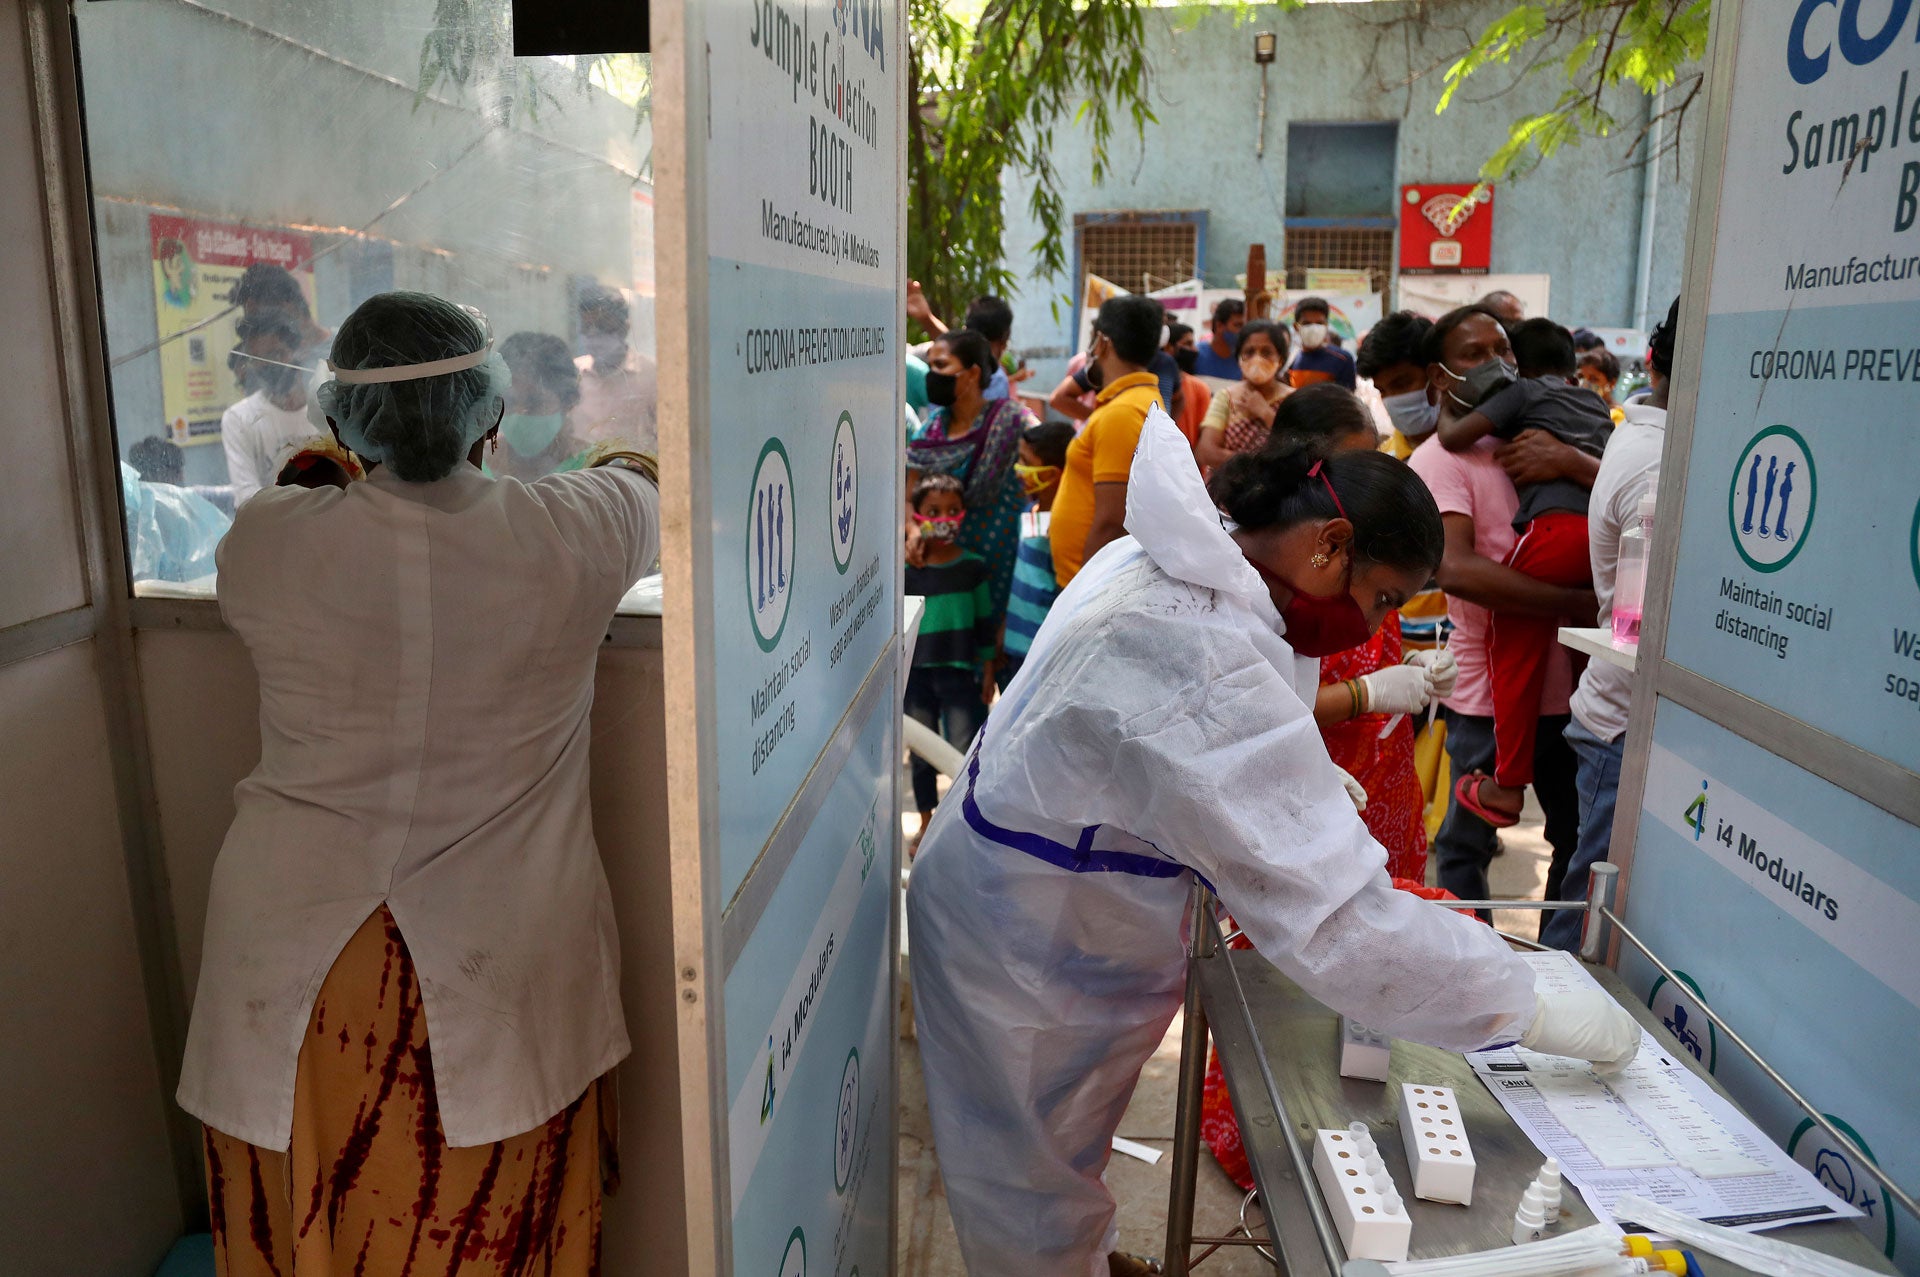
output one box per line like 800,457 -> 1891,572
906,411 -> 1539,1276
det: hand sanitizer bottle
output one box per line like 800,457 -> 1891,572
1613,493 -> 1657,646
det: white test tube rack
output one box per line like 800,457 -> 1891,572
1310,1125 -> 1412,1262
1399,1083 -> 1477,1205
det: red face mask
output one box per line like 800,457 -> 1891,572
1250,462 -> 1375,658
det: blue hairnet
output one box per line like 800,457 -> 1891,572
311,291 -> 510,482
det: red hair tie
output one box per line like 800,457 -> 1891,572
1308,458 -> 1348,518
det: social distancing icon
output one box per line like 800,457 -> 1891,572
750,438 -> 797,651
1728,425 -> 1816,573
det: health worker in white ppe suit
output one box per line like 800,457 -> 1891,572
906,407 -> 1640,1277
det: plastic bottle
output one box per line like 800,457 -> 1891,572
1512,1184 -> 1549,1245
1612,493 -> 1656,646
1537,1158 -> 1564,1221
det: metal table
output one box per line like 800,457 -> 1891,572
1163,894 -> 1898,1275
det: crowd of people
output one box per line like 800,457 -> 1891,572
899,280 -> 1677,1274
164,256 -> 1672,1276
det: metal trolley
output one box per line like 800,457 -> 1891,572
1159,867 -> 1912,1275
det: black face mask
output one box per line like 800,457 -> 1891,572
925,369 -> 958,408
1173,347 -> 1198,375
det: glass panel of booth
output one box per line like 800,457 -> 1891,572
73,0 -> 661,614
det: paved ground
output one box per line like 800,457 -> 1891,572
896,789 -> 1557,1272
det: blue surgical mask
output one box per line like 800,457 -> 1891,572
499,412 -> 566,457
1381,388 -> 1439,438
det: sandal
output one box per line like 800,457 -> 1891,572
1109,1254 -> 1166,1277
1454,772 -> 1521,828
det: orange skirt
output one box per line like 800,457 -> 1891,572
202,906 -> 612,1276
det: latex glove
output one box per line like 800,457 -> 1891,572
1335,766 -> 1368,813
1520,989 -> 1642,1075
1405,647 -> 1459,699
1359,663 -> 1434,716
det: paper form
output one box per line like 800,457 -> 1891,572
1465,952 -> 1860,1233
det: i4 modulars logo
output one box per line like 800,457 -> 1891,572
1682,780 -> 1709,841
1705,808 -> 1842,923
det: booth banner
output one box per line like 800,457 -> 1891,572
722,693 -> 893,1268
698,1 -> 904,1272
1398,182 -> 1492,274
1656,0 -> 1920,774
149,214 -> 313,446
1623,705 -> 1918,1264
1622,1 -> 1920,1267
706,0 -> 902,897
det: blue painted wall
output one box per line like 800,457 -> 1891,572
999,0 -> 1698,377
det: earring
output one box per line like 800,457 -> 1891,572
1312,552 -> 1331,568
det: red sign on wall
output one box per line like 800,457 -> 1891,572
1399,184 -> 1493,275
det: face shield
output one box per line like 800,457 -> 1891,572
308,301 -> 509,472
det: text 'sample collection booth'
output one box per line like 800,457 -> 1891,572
651,1 -> 907,1272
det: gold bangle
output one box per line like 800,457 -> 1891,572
585,444 -> 661,486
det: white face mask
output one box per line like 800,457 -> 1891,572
1296,322 -> 1329,350
1381,388 -> 1438,438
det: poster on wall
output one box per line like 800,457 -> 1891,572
1398,182 -> 1493,275
1396,273 -> 1551,323
148,214 -> 313,446
1188,285 -> 1383,346
692,0 -> 905,1271
1272,289 -> 1382,345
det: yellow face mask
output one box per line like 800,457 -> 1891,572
1014,462 -> 1061,495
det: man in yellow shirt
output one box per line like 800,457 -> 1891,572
1050,294 -> 1168,586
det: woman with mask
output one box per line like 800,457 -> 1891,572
1193,318 -> 1291,473
179,291 -> 659,1274
492,330 -> 592,481
908,327 -> 1038,632
909,408 -> 1642,1277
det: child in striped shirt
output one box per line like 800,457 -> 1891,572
998,422 -> 1074,687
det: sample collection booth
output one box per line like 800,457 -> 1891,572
1,0 -> 906,1272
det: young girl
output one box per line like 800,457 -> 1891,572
997,422 -> 1075,688
904,475 -> 996,844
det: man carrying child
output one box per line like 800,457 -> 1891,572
1431,315 -> 1612,828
